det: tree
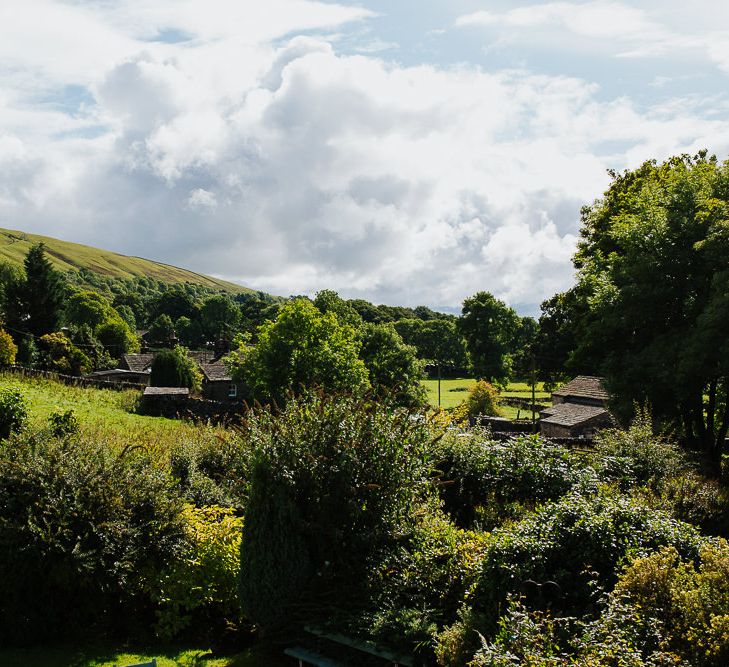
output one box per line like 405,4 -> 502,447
65,290 -> 115,330
38,332 -> 92,376
96,319 -> 140,357
226,298 -> 369,404
313,290 -> 363,328
148,314 -> 176,347
199,294 -> 239,341
394,318 -> 469,370
149,287 -> 198,322
573,152 -> 729,467
458,292 -> 520,385
358,322 -> 426,407
150,346 -> 202,392
3,244 -> 66,338
510,316 -> 539,378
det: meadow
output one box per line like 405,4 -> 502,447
421,377 -> 551,418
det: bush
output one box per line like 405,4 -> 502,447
462,380 -> 501,420
593,541 -> 729,667
434,434 -> 587,529
48,408 -> 80,438
466,491 -> 704,637
592,413 -> 686,490
0,328 -> 18,365
365,509 -> 489,656
170,432 -> 250,510
0,388 -> 28,439
238,391 -> 433,630
0,429 -> 186,644
153,504 -> 243,641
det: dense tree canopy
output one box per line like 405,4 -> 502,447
458,292 -> 520,385
574,152 -> 729,464
227,299 -> 369,404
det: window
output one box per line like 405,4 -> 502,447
228,384 -> 237,399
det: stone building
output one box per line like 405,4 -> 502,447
540,375 -> 613,439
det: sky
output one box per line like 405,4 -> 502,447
2,1 -> 729,314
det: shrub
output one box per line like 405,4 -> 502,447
0,328 -> 18,365
0,388 -> 28,439
170,432 -> 250,510
661,472 -> 729,538
38,331 -> 92,375
365,509 -> 489,655
593,541 -> 729,667
433,434 -> 587,529
48,408 -> 80,438
153,504 -> 243,641
467,491 -> 704,636
0,429 -> 186,644
592,412 -> 686,490
238,391 -> 433,630
462,380 -> 501,420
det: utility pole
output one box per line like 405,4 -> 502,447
531,349 -> 537,432
437,362 -> 442,408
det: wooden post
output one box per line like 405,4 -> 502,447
531,350 -> 537,433
437,363 -> 441,408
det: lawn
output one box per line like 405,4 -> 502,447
0,372 -> 229,457
421,377 -> 552,418
0,644 -> 287,667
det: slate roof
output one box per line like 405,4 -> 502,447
540,402 -> 610,427
200,362 -> 231,382
552,376 -> 609,404
123,353 -> 155,373
143,386 -> 189,396
85,368 -> 146,378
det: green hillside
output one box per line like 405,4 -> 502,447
0,227 -> 256,295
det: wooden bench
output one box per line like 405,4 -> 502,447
284,646 -> 343,667
305,626 -> 414,666
114,660 -> 156,667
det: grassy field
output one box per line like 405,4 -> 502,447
421,377 -> 552,418
0,227 -> 255,294
0,372 -> 227,456
0,644 -> 287,667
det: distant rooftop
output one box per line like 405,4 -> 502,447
552,376 -> 609,403
541,402 -> 609,427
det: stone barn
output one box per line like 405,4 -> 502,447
540,375 -> 613,439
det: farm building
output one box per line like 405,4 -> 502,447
84,368 -> 150,384
120,352 -> 242,401
540,375 -> 613,438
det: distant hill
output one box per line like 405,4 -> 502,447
0,228 -> 258,295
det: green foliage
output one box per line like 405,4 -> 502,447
434,434 -> 584,529
0,388 -> 28,439
151,346 -> 202,392
573,152 -> 729,463
227,298 -> 369,405
38,331 -> 92,375
394,318 -> 468,369
238,392 -> 433,630
148,314 -> 176,347
96,318 -> 140,357
366,509 -> 489,654
359,322 -> 426,407
48,408 -> 80,438
459,292 -> 520,385
20,243 -> 67,337
200,294 -> 240,341
468,491 -> 704,634
592,411 -> 686,490
462,380 -> 502,420
65,290 -> 115,329
313,289 -> 363,328
0,429 -> 186,644
153,504 -> 243,641
0,328 -> 17,365
595,541 -> 729,666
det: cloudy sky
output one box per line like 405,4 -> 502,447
2,1 -> 729,314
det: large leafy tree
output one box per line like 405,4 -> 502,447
227,298 -> 369,404
358,322 -> 426,408
574,151 -> 729,466
394,318 -> 468,370
458,291 -> 521,385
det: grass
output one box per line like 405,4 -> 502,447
0,372 -> 230,458
0,644 -> 287,667
0,227 -> 255,295
421,377 -> 552,418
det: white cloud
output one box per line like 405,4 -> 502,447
1,1 -> 729,313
